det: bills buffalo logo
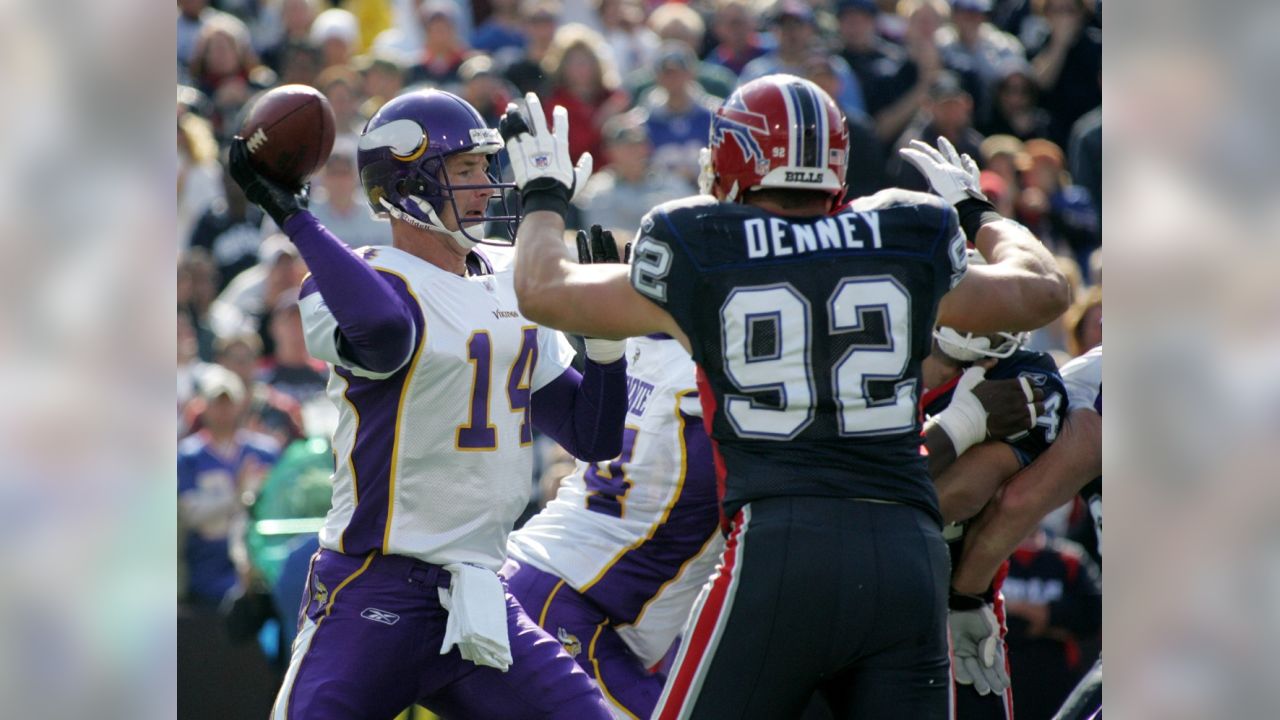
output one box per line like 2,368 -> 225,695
710,101 -> 770,172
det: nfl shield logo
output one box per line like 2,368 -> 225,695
533,154 -> 551,169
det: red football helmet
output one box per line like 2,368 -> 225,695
699,74 -> 849,210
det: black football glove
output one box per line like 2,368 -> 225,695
574,224 -> 630,265
228,137 -> 310,227
571,225 -> 629,363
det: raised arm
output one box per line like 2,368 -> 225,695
951,407 -> 1101,594
229,139 -> 415,373
499,94 -> 687,345
901,137 -> 1070,333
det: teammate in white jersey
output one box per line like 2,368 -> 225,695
230,89 -> 625,720
503,232 -> 723,718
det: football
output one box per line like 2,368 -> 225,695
239,84 -> 336,189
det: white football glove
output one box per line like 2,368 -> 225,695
899,136 -> 987,207
931,365 -> 989,456
499,92 -> 593,206
949,603 -> 1011,696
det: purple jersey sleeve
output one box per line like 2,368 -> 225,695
285,211 -> 415,374
530,358 -> 628,462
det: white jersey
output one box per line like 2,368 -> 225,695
1062,344 -> 1102,414
300,245 -> 573,571
1060,345 -> 1102,554
508,336 -> 724,666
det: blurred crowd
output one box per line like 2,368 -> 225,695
176,0 -> 1102,717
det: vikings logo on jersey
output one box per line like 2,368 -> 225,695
710,99 -> 770,173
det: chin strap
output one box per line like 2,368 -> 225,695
379,196 -> 482,250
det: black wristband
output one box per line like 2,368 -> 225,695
520,180 -> 573,219
955,197 -> 1004,245
949,585 -> 996,610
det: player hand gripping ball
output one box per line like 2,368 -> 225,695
572,224 -> 629,363
949,595 -> 1012,696
899,136 -> 988,207
228,137 -> 310,227
498,93 -> 593,217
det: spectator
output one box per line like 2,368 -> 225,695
261,289 -> 329,405
472,0 -> 528,61
258,0 -> 321,73
1003,528 -> 1102,720
315,65 -> 367,137
305,138 -> 390,249
624,2 -> 737,100
801,52 -> 888,198
1016,138 -> 1097,266
185,331 -> 308,448
309,7 -> 361,69
1062,284 -> 1101,358
457,54 -> 515,128
178,365 -> 280,608
177,107 -> 225,249
1068,103 -> 1101,232
640,42 -> 720,187
210,233 -> 308,345
343,0 -> 396,52
575,113 -> 695,237
503,0 -> 562,96
178,248 -> 222,362
887,71 -> 984,191
405,0 -> 475,87
1026,0 -> 1101,145
936,0 -> 1026,117
596,0 -> 661,79
980,133 -> 1026,199
542,23 -> 632,170
178,0 -> 219,67
837,0 -> 917,123
178,312 -> 216,429
704,0 -> 768,78
980,61 -> 1052,139
274,40 -> 323,87
741,0 -> 866,115
187,14 -> 277,139
189,151 -> 267,291
354,50 -> 405,118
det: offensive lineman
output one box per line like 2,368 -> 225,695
499,74 -> 1069,719
230,89 -> 624,719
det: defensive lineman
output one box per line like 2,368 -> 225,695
499,74 -> 1069,718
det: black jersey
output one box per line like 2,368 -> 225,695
923,349 -> 1068,468
630,190 -> 968,522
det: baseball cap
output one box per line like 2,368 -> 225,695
928,71 -> 968,101
836,0 -> 880,15
310,8 -> 360,47
768,0 -> 816,25
602,113 -> 650,146
951,0 -> 993,12
198,364 -> 246,404
421,0 -> 460,24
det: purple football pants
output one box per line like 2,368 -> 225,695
271,549 -> 612,720
501,558 -> 665,719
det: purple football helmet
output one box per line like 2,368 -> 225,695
357,89 -> 518,247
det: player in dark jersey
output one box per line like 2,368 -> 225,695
921,324 -> 1069,720
951,346 -> 1102,720
499,75 -> 1070,719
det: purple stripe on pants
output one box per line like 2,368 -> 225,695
276,549 -> 612,719
502,558 -> 664,719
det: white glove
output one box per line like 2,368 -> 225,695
499,92 -> 593,203
932,366 -> 989,456
899,136 -> 987,206
949,603 -> 1010,696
